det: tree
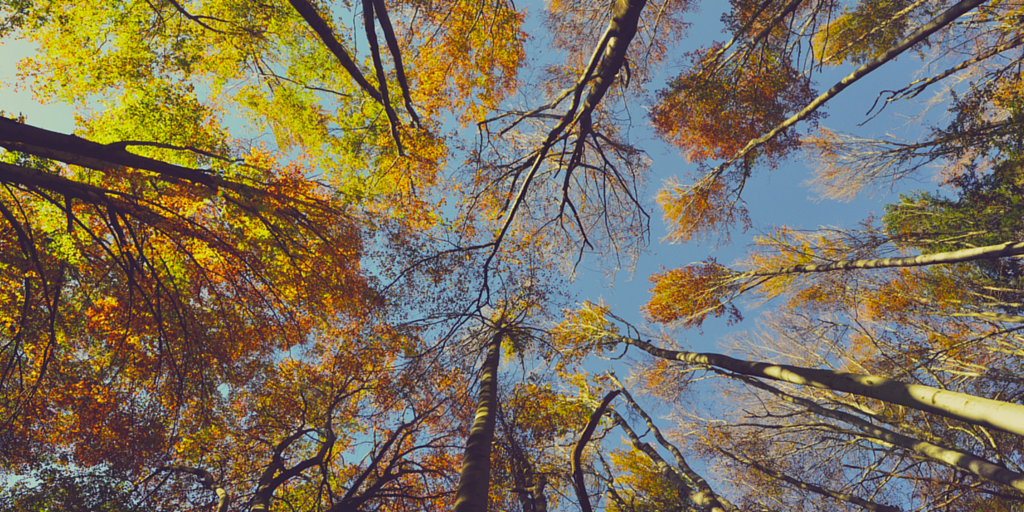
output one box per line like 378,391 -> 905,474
0,115 -> 392,470
646,237 -> 1024,329
652,0 -> 1020,242
5,0 -> 1024,510
557,303 -> 1024,510
454,319 -> 508,512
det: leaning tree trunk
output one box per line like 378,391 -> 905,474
623,336 -> 1024,438
715,0 -> 987,170
454,326 -> 506,512
750,240 -> 1024,276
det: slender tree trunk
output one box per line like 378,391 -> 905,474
750,241 -> 1024,276
731,372 -> 1024,492
454,326 -> 506,512
623,336 -> 1024,437
718,0 -> 987,170
571,390 -> 620,512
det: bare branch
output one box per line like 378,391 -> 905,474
571,390 -> 620,512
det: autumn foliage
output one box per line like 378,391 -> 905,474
645,259 -> 742,329
4,0 -> 1024,510
651,44 -> 821,165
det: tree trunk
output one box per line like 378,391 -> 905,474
624,337 -> 1024,437
751,241 -> 1024,276
732,372 -> 1024,492
454,326 -> 505,512
571,390 -> 620,512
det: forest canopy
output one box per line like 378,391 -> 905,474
1,0 -> 1023,511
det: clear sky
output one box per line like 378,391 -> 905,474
1,38 -> 74,132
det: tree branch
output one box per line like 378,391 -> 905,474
715,447 -> 902,512
571,390 -> 620,512
709,0 -> 988,180
158,464 -> 230,512
362,0 -> 405,155
723,370 -> 1024,492
619,334 -> 1024,438
287,0 -> 384,103
611,374 -> 736,512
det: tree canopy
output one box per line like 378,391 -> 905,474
2,0 -> 1024,511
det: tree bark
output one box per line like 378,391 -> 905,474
0,117 -> 227,190
750,241 -> 1024,276
454,326 -> 506,512
286,0 -> 383,103
612,410 -> 728,511
622,336 -> 1024,438
729,372 -> 1024,492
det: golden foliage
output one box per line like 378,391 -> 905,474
651,44 -> 819,165
645,259 -> 742,329
657,176 -> 751,244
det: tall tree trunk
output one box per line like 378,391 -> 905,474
622,336 -> 1024,437
750,241 -> 1024,276
454,326 -> 506,512
730,372 -> 1024,493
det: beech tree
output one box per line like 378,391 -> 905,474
652,0 -> 1021,242
554,302 -> 1024,510
3,0 -> 1024,510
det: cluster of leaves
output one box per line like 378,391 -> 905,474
812,0 -> 916,65
645,259 -> 742,329
1,467 -> 134,512
1,0 -> 687,507
0,141 -> 382,473
651,43 -> 820,165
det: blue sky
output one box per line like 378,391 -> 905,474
0,2 -> 979,507
557,3 -> 944,354
0,1 -> 950,353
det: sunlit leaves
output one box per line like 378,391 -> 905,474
645,259 -> 742,329
397,0 -> 526,124
812,0 -> 914,66
507,382 -> 590,441
607,447 -> 690,512
549,300 -> 620,364
651,44 -> 820,165
82,80 -> 232,167
0,140 -> 380,477
656,176 -> 751,244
